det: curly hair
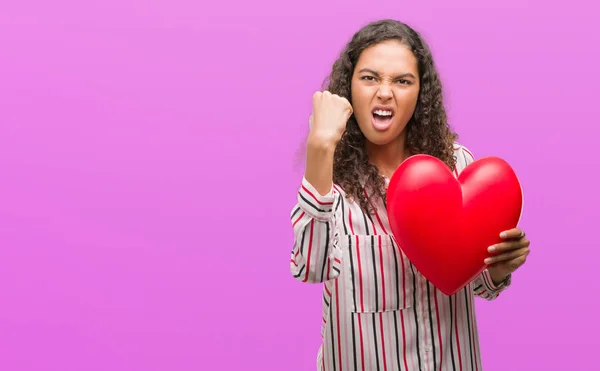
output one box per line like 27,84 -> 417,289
323,19 -> 458,215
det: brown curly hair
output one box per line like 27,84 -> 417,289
323,19 -> 458,214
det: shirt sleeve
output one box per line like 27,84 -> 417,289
289,176 -> 344,284
472,269 -> 511,300
458,144 -> 475,166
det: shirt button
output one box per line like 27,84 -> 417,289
424,346 -> 431,352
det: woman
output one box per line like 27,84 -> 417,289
289,19 -> 530,370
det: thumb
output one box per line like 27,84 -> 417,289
346,103 -> 354,118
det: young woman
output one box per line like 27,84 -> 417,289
289,19 -> 531,371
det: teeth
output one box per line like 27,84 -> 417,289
374,110 -> 392,116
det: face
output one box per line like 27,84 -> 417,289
350,40 -> 420,147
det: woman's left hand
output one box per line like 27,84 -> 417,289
485,228 -> 530,285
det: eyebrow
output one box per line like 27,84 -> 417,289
358,68 -> 416,79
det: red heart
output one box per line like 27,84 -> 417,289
386,154 -> 523,296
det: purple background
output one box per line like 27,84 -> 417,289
1,0 -> 598,370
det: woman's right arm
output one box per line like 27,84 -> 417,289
289,135 -> 343,284
290,91 -> 352,284
289,176 -> 343,284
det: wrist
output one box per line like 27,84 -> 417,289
304,133 -> 337,197
307,132 -> 339,152
489,270 -> 509,286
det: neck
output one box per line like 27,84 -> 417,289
366,133 -> 410,179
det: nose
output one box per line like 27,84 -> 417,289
376,84 -> 393,100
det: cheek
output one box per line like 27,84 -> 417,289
351,88 -> 372,114
396,89 -> 419,111
351,84 -> 367,99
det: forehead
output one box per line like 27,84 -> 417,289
355,40 -> 418,74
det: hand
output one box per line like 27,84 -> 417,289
485,228 -> 530,285
308,91 -> 353,146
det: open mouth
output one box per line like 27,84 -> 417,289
371,107 -> 394,130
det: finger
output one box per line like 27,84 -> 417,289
485,247 -> 530,265
499,228 -> 525,240
508,254 -> 528,270
312,91 -> 322,111
488,238 -> 529,253
485,249 -> 529,266
309,114 -> 313,128
339,97 -> 353,115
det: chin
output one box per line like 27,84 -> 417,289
363,130 -> 398,146
360,121 -> 407,147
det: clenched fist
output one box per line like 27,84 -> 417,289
308,91 -> 353,146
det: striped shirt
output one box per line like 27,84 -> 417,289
289,144 -> 511,371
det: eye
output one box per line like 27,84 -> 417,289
396,79 -> 412,85
361,76 -> 376,81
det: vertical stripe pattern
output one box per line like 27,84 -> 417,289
290,144 -> 512,371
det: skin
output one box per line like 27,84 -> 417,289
305,39 -> 530,285
487,228 -> 531,285
350,40 -> 419,178
305,91 -> 353,197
